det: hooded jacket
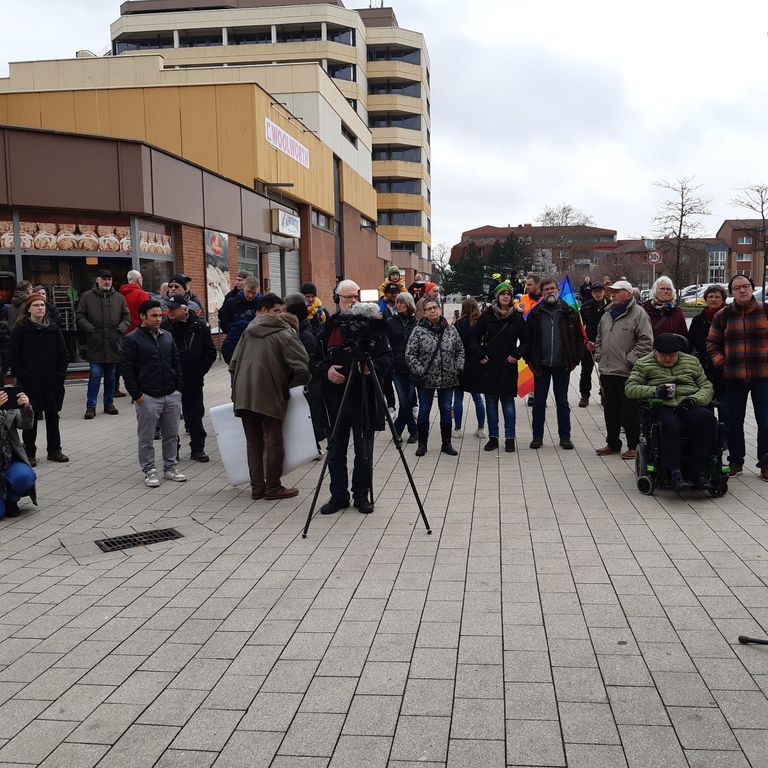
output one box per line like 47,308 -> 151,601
229,313 -> 311,420
594,299 -> 654,377
76,286 -> 131,363
625,351 -> 713,408
7,318 -> 68,412
119,283 -> 150,334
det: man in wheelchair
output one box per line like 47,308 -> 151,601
625,333 -> 719,492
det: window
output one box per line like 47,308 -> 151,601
340,122 -> 358,147
373,178 -> 421,194
372,145 -> 421,162
228,27 -> 271,45
377,211 -> 421,227
390,241 -> 417,251
360,216 -> 376,230
178,29 -> 222,47
276,25 -> 322,43
346,98 -> 358,112
113,32 -> 174,53
369,113 -> 421,131
738,235 -> 753,245
709,250 -> 727,266
368,80 -> 421,98
327,26 -> 355,46
737,252 -> 752,262
311,210 -> 335,233
367,46 -> 420,65
327,62 -> 356,81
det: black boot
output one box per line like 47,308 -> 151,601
505,439 -> 516,452
670,469 -> 692,492
484,437 -> 499,452
415,423 -> 429,457
440,422 -> 458,456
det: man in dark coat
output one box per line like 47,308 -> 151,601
578,281 -> 610,407
161,296 -> 217,462
76,269 -> 130,419
524,277 -> 585,450
218,276 -> 261,333
120,300 -> 185,487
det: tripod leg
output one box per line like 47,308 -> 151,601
359,361 -> 375,506
302,366 -> 357,538
367,363 -> 432,534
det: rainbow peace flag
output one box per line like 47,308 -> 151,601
517,358 -> 535,398
558,274 -> 587,339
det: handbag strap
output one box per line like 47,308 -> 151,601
421,326 -> 444,377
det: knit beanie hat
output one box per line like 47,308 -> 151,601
495,281 -> 513,298
387,266 -> 401,278
424,282 -> 439,294
300,282 -> 317,295
286,300 -> 309,323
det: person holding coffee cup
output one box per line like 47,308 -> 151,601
625,333 -> 717,492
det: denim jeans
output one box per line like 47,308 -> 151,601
486,395 -> 516,439
417,387 -> 453,426
392,372 -> 417,436
0,461 -> 36,518
86,362 -> 117,409
532,366 -> 571,439
725,380 -> 768,466
453,389 -> 486,430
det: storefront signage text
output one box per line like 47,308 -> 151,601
265,118 -> 310,169
273,209 -> 301,239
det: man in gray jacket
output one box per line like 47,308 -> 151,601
76,270 -> 131,420
593,280 -> 653,459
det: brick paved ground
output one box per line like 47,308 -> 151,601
0,360 -> 767,767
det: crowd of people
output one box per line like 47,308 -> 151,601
0,264 -> 766,519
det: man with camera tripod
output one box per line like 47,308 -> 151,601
318,280 -> 392,515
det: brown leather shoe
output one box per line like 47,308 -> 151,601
761,467 -> 768,482
621,449 -> 637,460
265,486 -> 299,500
84,408 -> 96,420
596,446 -> 618,456
104,404 -> 119,415
729,464 -> 743,477
114,389 -> 127,398
47,451 -> 69,463
251,487 -> 265,500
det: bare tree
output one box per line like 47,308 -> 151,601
430,242 -> 451,289
651,176 -> 711,293
537,203 -> 595,227
731,183 -> 768,296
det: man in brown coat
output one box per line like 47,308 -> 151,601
229,309 -> 311,500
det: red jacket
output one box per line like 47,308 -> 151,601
120,283 -> 150,334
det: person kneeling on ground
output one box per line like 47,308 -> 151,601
0,389 -> 37,518
625,333 -> 717,492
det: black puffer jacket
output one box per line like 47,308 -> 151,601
218,292 -> 261,333
579,296 -> 610,342
688,310 -> 722,383
161,314 -> 217,391
471,305 -> 529,397
7,319 -> 68,412
120,327 -> 183,400
386,312 -> 417,375
455,318 -> 482,393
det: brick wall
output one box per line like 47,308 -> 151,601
175,224 -> 206,311
341,202 -> 387,293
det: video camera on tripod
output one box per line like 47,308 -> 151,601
335,300 -> 384,359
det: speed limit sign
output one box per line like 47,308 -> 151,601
646,249 -> 662,265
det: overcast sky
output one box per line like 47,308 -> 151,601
3,0 -> 768,248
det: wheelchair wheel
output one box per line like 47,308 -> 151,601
708,475 -> 728,498
637,475 -> 656,495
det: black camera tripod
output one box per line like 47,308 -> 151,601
302,352 -> 431,538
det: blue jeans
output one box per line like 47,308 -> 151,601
486,395 -> 516,439
725,380 -> 768,466
417,387 -> 453,426
87,362 -> 117,409
453,389 -> 485,430
0,461 -> 36,518
532,366 -> 571,440
392,372 -> 417,436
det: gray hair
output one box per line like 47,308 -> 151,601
127,270 -> 143,284
395,291 -> 416,313
243,276 -> 259,291
651,275 -> 675,297
284,292 -> 306,307
335,279 -> 360,296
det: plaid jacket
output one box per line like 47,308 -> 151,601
706,299 -> 768,382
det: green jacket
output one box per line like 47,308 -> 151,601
624,352 -> 713,407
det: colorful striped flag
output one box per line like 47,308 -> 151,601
558,274 -> 587,339
517,358 -> 535,398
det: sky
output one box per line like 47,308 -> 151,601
3,0 -> 768,249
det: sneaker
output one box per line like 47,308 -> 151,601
104,404 -> 119,415
144,469 -> 160,488
84,408 -> 96,420
320,497 -> 349,515
484,437 -> 499,452
453,428 -> 463,439
474,428 -> 486,438
47,451 -> 69,463
578,395 -> 589,407
621,449 -> 637,460
560,439 -> 574,450
265,486 -> 299,500
163,467 -> 187,482
529,438 -> 543,449
190,452 -> 210,462
728,464 -> 743,477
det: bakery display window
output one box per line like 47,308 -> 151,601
0,211 -> 14,253
136,219 -> 174,258
18,212 -> 131,253
140,258 -> 175,296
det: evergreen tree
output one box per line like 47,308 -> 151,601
449,242 -> 485,296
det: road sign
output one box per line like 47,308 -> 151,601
646,249 -> 662,265
644,239 -> 656,250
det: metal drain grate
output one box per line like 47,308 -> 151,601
94,528 -> 183,553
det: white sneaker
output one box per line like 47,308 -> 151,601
163,467 -> 187,482
475,428 -> 486,438
144,469 -> 160,488
453,428 -> 463,439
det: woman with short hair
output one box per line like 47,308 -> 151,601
641,276 -> 688,338
405,298 -> 464,456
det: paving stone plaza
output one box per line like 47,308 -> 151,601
0,361 -> 767,767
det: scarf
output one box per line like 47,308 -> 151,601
610,298 -> 635,321
702,305 -> 720,320
491,300 -> 513,319
652,299 -> 676,312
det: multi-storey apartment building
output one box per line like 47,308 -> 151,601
110,0 -> 432,278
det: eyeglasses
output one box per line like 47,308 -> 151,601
338,294 -> 358,300
425,306 -> 440,312
732,284 -> 752,291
